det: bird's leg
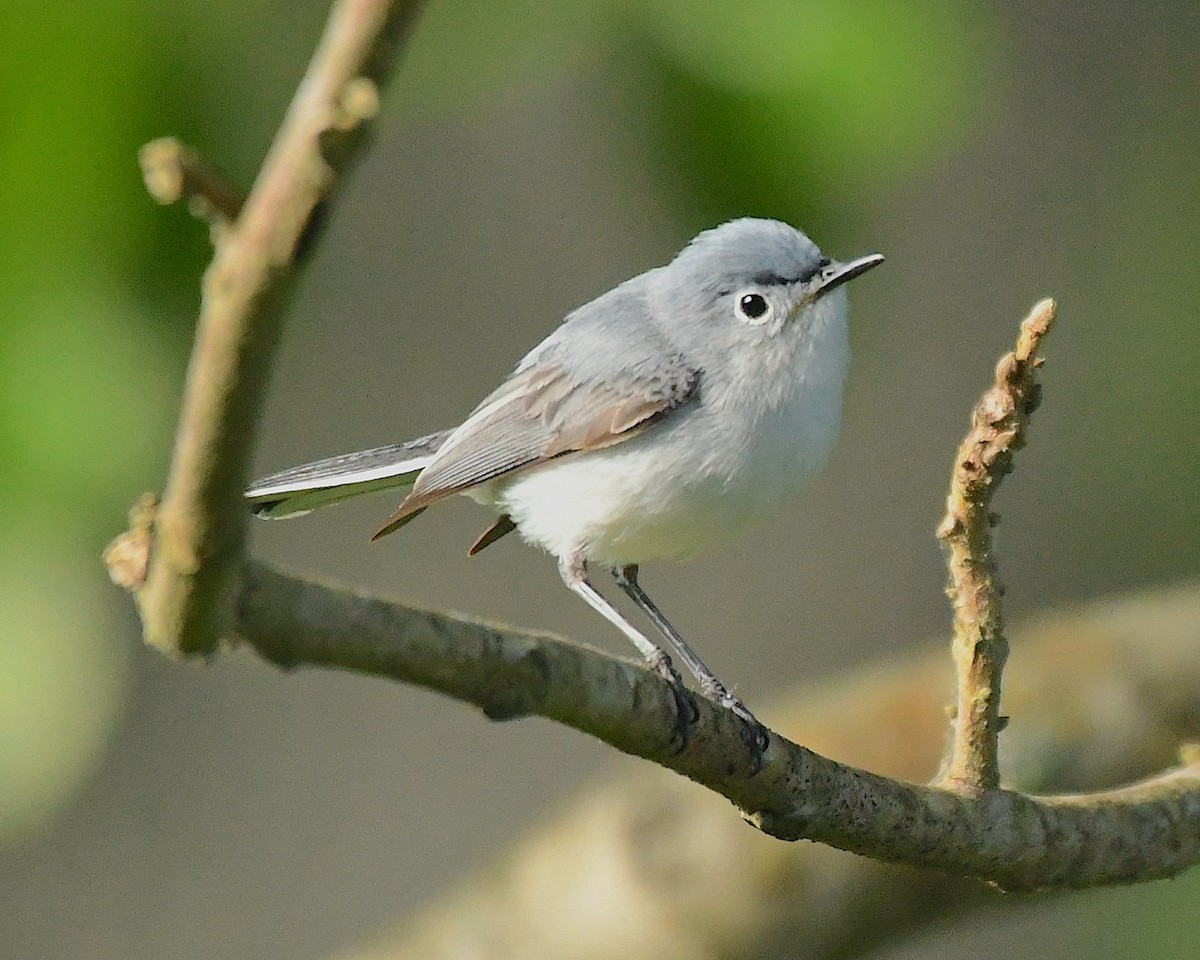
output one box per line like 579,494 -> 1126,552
612,564 -> 764,736
558,554 -> 679,685
559,554 -> 699,748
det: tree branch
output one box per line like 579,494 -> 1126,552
937,298 -> 1056,791
349,585 -> 1200,960
237,559 -> 1200,891
126,0 -> 426,656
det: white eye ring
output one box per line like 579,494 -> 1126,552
734,290 -> 772,325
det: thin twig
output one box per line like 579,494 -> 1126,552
120,0 -> 426,656
139,137 -> 245,232
936,299 -> 1056,792
237,559 -> 1200,891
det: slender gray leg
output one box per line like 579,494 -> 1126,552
613,564 -> 761,730
558,554 -> 679,685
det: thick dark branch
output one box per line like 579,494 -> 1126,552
237,560 -> 1200,891
124,0 -> 426,656
937,299 -> 1055,791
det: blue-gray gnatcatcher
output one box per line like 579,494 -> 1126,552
247,218 -> 883,729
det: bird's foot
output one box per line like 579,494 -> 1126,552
644,650 -> 699,750
701,680 -> 770,761
646,647 -> 682,686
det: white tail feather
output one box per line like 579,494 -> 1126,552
246,431 -> 450,520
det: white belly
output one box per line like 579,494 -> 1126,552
475,373 -> 844,567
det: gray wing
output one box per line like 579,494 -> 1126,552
372,280 -> 698,539
247,431 -> 451,519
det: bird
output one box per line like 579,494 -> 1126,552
246,218 -> 883,731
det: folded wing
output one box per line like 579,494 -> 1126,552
371,350 -> 698,540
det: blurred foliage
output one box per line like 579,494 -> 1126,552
399,0 -> 996,228
0,0 -> 340,839
0,3 -> 190,837
0,0 -> 991,838
630,0 -> 996,225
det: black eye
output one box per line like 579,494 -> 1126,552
736,292 -> 769,322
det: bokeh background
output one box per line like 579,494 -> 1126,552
2,0 -> 1198,957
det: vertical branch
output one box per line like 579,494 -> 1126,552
121,0 -> 426,655
936,299 -> 1056,791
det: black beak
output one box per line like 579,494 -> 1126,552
816,253 -> 885,294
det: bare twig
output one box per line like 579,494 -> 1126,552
120,0 -> 426,656
139,137 -> 245,231
937,299 -> 1056,791
352,585 -> 1200,960
237,559 -> 1200,891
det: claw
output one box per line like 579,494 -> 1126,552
703,683 -> 769,768
642,651 -> 698,753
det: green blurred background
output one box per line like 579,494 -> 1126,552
2,0 -> 1198,956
